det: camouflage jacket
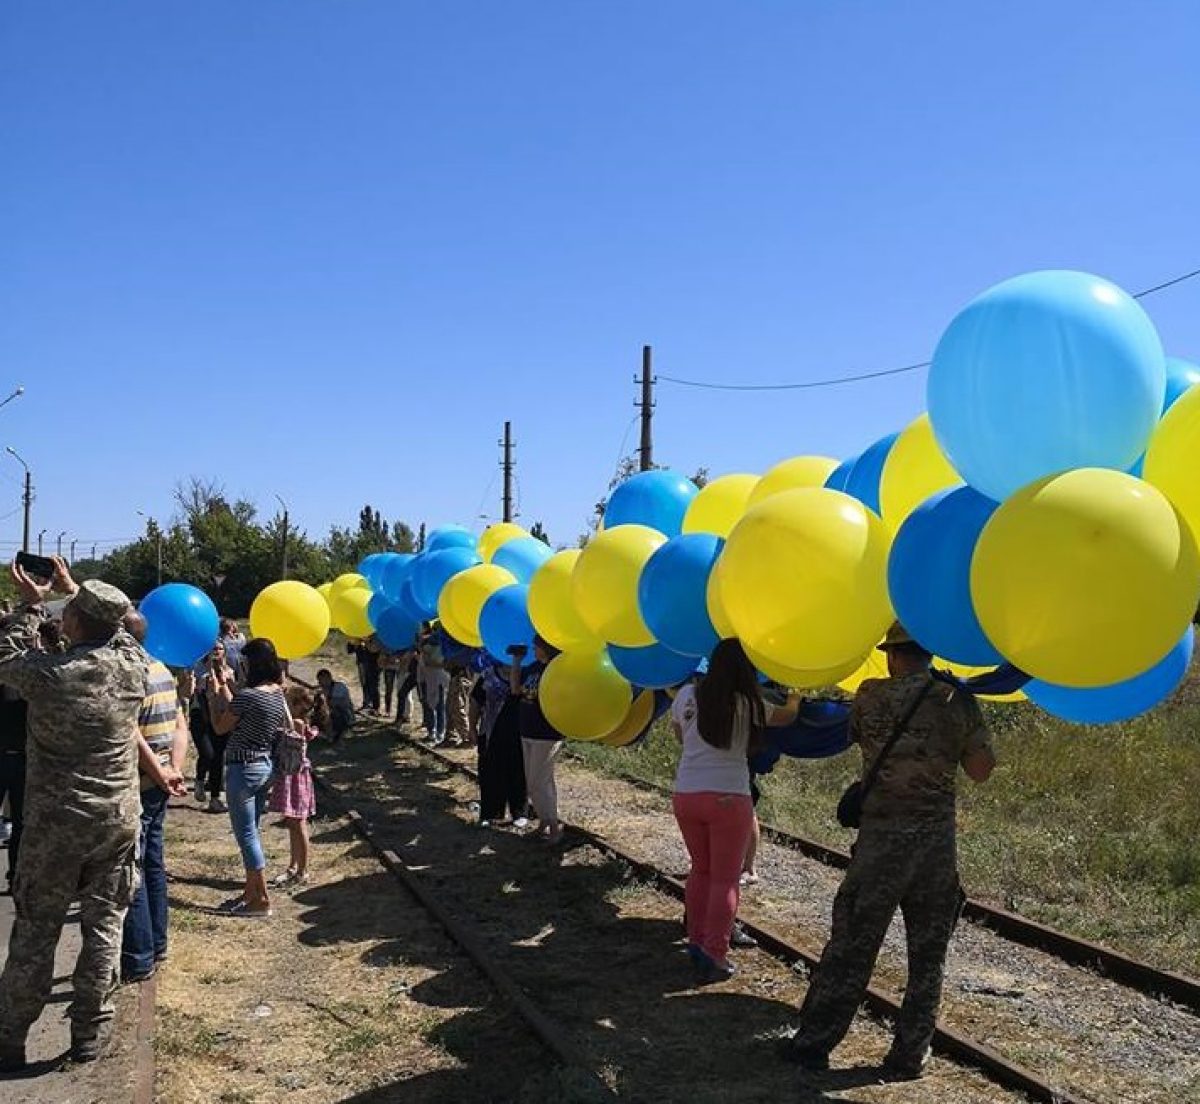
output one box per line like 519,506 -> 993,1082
849,672 -> 992,828
0,605 -> 150,829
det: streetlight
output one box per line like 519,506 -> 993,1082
37,529 -> 46,556
274,494 -> 289,580
5,447 -> 32,552
136,511 -> 163,587
56,531 -> 67,558
0,387 -> 24,413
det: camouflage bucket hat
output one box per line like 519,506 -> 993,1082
877,622 -> 916,651
70,580 -> 132,629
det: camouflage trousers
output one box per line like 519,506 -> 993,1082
446,671 -> 472,743
792,821 -> 963,1066
0,815 -> 138,1045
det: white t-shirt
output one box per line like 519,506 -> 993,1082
671,683 -> 752,796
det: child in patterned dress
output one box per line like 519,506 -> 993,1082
269,686 -> 326,886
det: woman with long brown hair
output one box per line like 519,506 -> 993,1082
670,638 -> 764,983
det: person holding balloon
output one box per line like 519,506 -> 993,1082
511,637 -> 564,844
266,685 -> 326,888
670,639 -> 765,984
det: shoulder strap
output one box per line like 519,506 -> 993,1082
278,687 -> 295,734
859,677 -> 934,802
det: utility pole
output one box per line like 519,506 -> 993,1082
5,447 -> 32,552
70,539 -> 77,562
56,531 -> 66,557
636,344 -> 655,471
274,494 -> 290,580
37,529 -> 45,555
91,543 -> 97,560
501,420 -> 515,523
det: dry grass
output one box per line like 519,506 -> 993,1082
156,793 -> 547,1103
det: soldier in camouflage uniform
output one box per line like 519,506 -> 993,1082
783,622 -> 996,1080
0,558 -> 149,1072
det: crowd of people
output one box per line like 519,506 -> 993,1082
0,558 -> 996,1086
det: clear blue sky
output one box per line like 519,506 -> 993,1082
2,1 -> 1199,557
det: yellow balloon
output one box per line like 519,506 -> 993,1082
934,659 -> 1026,703
879,413 -> 961,530
317,582 -> 334,610
479,522 -> 528,563
250,581 -> 331,660
540,650 -> 632,741
1146,384 -> 1200,546
721,488 -> 893,670
706,558 -> 736,640
330,573 -> 371,599
971,469 -> 1200,688
437,564 -> 517,647
528,550 -> 601,652
330,587 -> 373,638
745,642 -> 866,689
682,474 -> 760,537
836,647 -> 891,694
748,456 -> 839,509
600,688 -> 657,747
572,524 -> 665,646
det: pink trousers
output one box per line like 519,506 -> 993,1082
672,791 -> 755,965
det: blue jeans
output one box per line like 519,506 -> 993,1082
121,786 -> 169,977
226,759 -> 272,872
422,673 -> 448,739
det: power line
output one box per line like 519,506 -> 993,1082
657,265 -> 1200,394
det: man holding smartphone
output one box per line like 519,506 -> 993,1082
0,556 -> 149,1072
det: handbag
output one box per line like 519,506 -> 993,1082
271,694 -> 305,777
836,678 -> 934,829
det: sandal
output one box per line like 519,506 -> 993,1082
217,898 -> 272,920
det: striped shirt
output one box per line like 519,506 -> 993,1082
225,686 -> 287,764
139,660 -> 178,788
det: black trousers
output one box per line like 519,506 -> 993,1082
0,750 -> 25,883
396,673 -> 419,720
190,717 -> 228,799
479,703 -> 527,821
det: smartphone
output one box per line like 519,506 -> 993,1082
15,551 -> 57,582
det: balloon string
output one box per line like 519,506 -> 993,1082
658,266 -> 1200,393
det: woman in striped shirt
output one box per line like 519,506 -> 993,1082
207,637 -> 288,918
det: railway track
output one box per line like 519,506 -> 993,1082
309,771 -> 618,1100
562,749 -> 1200,1013
404,736 -> 1092,1104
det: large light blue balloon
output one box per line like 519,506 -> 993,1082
425,525 -> 477,553
843,432 -> 898,515
492,537 -> 553,584
1027,627 -> 1194,724
824,457 -> 857,493
140,583 -> 220,667
637,533 -> 722,658
1163,355 -> 1200,411
887,486 -> 1002,666
367,592 -> 393,631
412,546 -> 481,619
929,270 -> 1166,502
609,642 -> 699,690
376,604 -> 419,651
396,576 -> 429,625
357,553 -> 388,588
378,553 -> 417,602
604,469 -> 698,537
479,584 -> 536,666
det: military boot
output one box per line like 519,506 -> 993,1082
70,1022 -> 113,1064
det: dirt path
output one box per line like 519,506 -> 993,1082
312,722 -> 1022,1104
155,794 -> 551,1103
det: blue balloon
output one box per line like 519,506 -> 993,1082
604,469 -> 698,537
376,604 -> 419,651
1163,355 -> 1200,411
843,432 -> 898,515
929,270 -> 1165,502
479,584 -> 536,666
637,533 -> 722,658
140,583 -> 220,667
395,576 -> 429,625
1027,627 -> 1194,724
357,553 -> 388,587
492,537 -> 553,584
378,553 -> 417,602
412,547 -> 481,618
425,526 -> 477,554
367,593 -> 393,632
888,486 -> 1002,666
609,642 -> 699,690
824,457 -> 857,493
